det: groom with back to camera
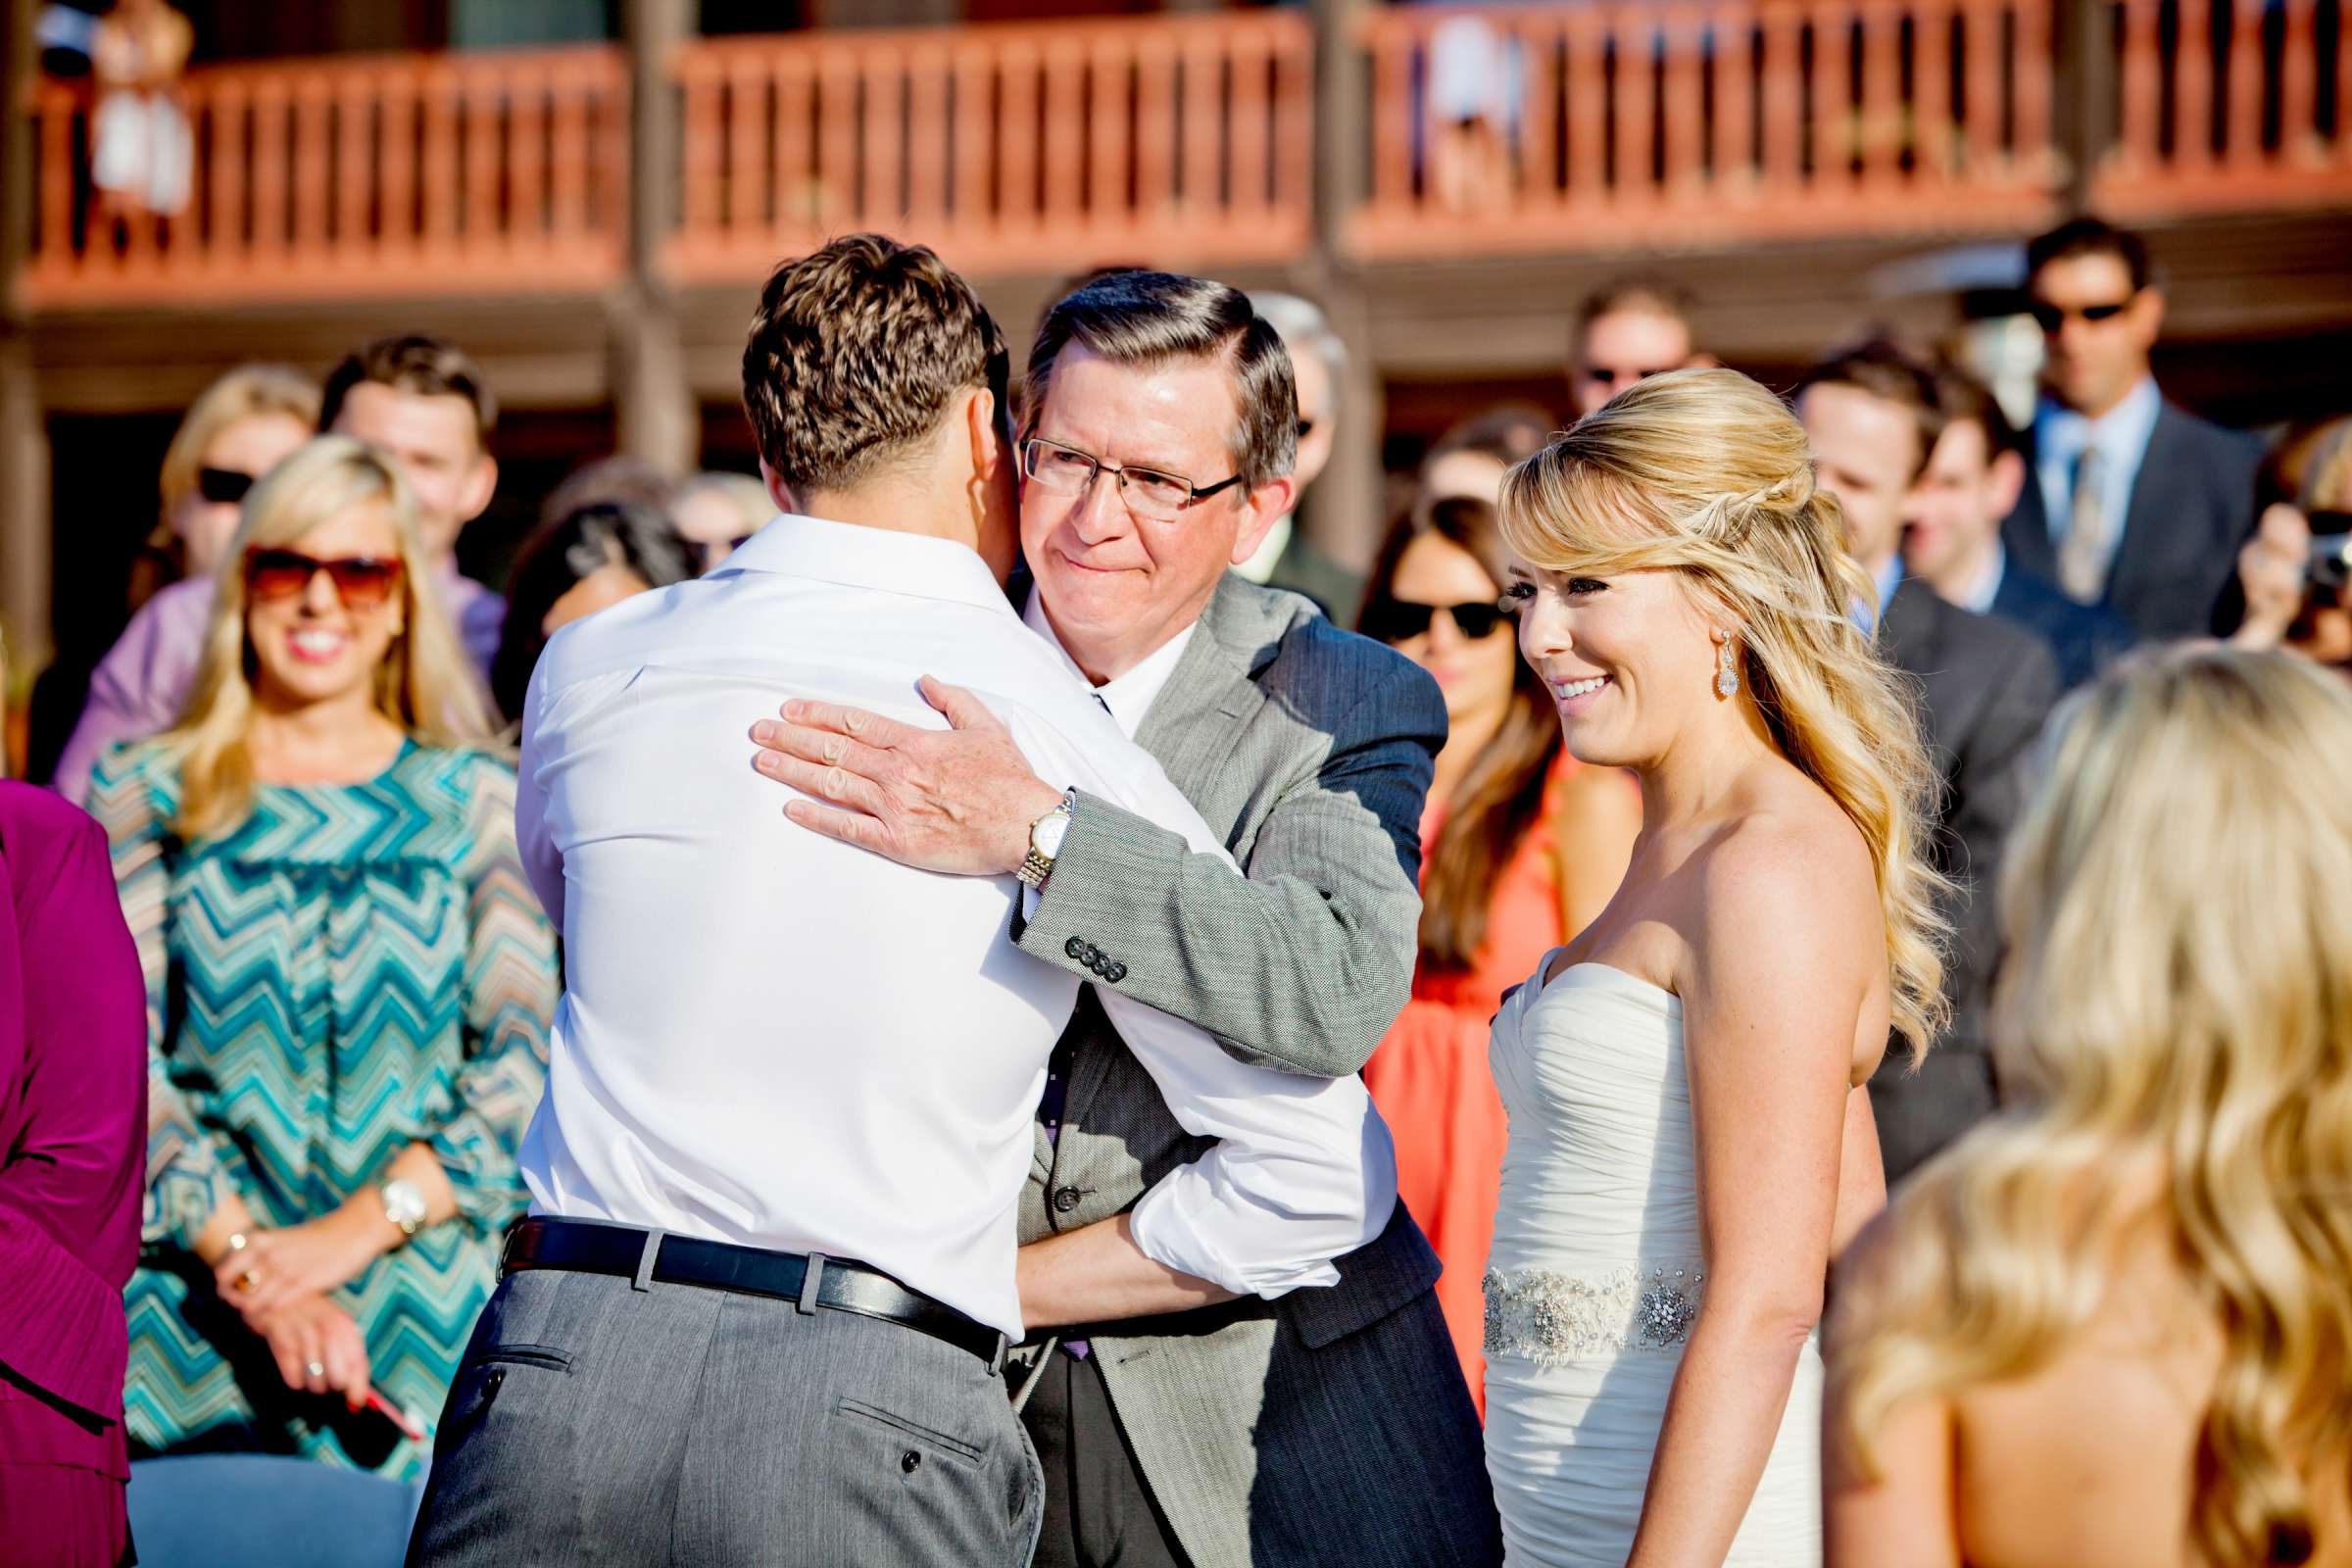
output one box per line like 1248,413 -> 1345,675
405,236 -> 1401,1567
752,269 -> 1498,1566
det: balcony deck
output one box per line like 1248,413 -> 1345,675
14,2 -> 2347,314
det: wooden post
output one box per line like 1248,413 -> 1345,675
2056,0 -> 2118,208
614,0 -> 696,475
1306,0 -> 1382,575
1,0 -> 54,683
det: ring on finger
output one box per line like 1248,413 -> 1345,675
305,1360 -> 326,1380
236,1269 -> 262,1291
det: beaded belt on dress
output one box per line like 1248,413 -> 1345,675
1482,1262 -> 1706,1362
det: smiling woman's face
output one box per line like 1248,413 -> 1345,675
244,504 -> 406,714
1508,561 -> 1721,768
1384,531 -> 1518,731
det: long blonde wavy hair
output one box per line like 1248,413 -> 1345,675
1497,367 -> 1949,1059
163,435 -> 492,839
1832,645 -> 2352,1565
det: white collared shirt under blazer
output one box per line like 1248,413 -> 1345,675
513,514 -> 1397,1338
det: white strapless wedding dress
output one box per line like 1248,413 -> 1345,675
1483,957 -> 1822,1566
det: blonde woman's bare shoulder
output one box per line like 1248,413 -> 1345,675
1674,786 -> 1881,1023
1699,782 -> 1877,933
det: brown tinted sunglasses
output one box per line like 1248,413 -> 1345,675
244,547 -> 405,608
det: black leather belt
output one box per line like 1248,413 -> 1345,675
503,1217 -> 1008,1375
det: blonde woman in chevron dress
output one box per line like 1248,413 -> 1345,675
88,437 -> 558,1483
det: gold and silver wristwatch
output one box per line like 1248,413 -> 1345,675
1016,789 -> 1079,889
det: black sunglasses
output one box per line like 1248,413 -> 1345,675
1366,597 -> 1513,643
1583,366 -> 1681,387
2028,297 -> 2135,332
197,466 -> 259,505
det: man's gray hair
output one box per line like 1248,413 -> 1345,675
1250,290 -> 1350,382
1025,271 -> 1298,490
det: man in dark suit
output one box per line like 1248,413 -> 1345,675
2003,217 -> 2264,640
752,270 -> 1495,1567
1905,364 -> 2138,688
1796,344 -> 2061,1184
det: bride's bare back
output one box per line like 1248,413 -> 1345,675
1834,1217 -> 2351,1568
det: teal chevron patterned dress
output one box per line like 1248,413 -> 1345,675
88,740 -> 559,1480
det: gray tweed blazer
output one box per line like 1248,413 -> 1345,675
1013,573 -> 1497,1568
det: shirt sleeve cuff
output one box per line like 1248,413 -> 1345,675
1125,1169 -> 1348,1299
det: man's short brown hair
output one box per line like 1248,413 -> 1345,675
2026,216 -> 2152,294
741,234 -> 1010,497
1023,270 -> 1297,490
1577,276 -> 1695,335
1930,363 -> 2024,461
1794,339 -> 1946,478
322,333 -> 496,441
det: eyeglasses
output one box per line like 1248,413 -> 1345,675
1364,597 -> 1513,643
1019,436 -> 1245,523
198,466 -> 259,506
244,547 -> 405,609
2028,296 -> 2136,332
1582,366 -> 1681,388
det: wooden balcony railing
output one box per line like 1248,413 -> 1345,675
21,45 -> 629,309
11,8 -> 2349,313
662,11 -> 1314,286
2091,0 -> 2352,217
1348,0 -> 2061,258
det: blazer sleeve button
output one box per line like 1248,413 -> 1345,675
1104,962 -> 1127,984
1064,936 -> 1086,960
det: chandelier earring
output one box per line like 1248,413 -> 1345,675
1715,636 -> 1740,700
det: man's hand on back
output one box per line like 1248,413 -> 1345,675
751,674 -> 1065,876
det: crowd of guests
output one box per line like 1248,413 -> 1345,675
0,209 -> 2346,1567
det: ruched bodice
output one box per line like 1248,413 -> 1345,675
1489,961 -> 1696,1277
1483,953 -> 1822,1567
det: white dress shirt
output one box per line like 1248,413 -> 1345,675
1955,540 -> 2007,614
514,514 -> 1396,1337
1021,591 -> 1196,736
2034,374 -> 2162,579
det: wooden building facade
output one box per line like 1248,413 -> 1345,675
5,0 -> 2350,684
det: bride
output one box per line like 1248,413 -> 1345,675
1483,368 -> 1948,1565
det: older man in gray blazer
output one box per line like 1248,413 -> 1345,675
754,270 -> 1496,1568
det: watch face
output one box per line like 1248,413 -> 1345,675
1032,810 -> 1073,859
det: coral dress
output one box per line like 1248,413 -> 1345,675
1364,755 -> 1581,1417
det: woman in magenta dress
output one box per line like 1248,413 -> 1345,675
0,774 -> 148,1566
